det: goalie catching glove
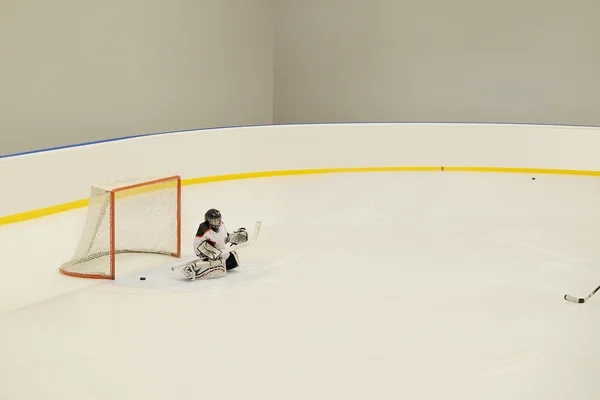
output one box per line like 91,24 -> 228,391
228,228 -> 248,245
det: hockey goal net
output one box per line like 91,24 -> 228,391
60,175 -> 181,279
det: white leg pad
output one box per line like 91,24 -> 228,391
189,259 -> 227,280
179,265 -> 195,280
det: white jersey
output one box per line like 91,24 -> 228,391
193,221 -> 230,258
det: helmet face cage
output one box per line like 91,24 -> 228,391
208,216 -> 221,230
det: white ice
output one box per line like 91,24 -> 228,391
1,172 -> 600,400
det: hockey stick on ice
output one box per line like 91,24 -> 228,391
563,283 -> 600,304
169,221 -> 261,272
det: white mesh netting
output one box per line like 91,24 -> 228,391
60,176 -> 180,279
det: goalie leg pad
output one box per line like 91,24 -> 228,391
180,265 -> 196,280
190,259 -> 226,280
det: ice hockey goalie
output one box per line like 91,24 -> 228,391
181,208 -> 249,280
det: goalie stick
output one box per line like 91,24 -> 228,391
169,221 -> 262,272
563,283 -> 600,304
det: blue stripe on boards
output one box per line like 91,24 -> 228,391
0,124 -> 271,159
2,121 -> 598,159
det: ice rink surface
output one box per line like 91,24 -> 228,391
1,171 -> 600,400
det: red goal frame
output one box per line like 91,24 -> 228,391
60,175 -> 181,280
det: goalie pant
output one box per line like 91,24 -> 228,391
187,220 -> 241,280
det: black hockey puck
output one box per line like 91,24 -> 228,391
532,177 -> 535,180
140,277 -> 146,281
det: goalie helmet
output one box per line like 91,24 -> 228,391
205,208 -> 222,232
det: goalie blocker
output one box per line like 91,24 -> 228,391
172,209 -> 261,280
